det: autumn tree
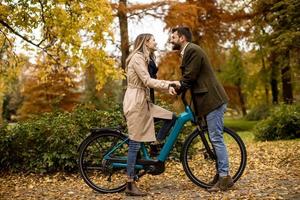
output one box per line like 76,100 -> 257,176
252,0 -> 300,104
164,0 -> 253,68
17,58 -> 82,119
0,0 -> 122,90
221,45 -> 247,115
0,35 -> 24,123
0,0 -> 125,118
84,64 -> 123,109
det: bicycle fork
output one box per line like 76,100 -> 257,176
197,127 -> 217,160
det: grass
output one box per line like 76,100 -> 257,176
224,118 -> 256,143
237,131 -> 255,142
224,118 -> 258,132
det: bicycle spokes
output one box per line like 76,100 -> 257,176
181,128 -> 247,188
79,131 -> 128,193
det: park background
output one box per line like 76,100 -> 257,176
0,0 -> 299,199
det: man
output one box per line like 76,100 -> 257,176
170,27 -> 233,192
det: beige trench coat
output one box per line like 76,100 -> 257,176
123,52 -> 173,142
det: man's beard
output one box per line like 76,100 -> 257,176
172,43 -> 181,50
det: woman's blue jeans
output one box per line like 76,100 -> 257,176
127,140 -> 141,179
206,103 -> 229,177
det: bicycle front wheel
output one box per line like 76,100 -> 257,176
78,130 -> 128,193
181,127 -> 247,188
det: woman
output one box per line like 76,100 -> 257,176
123,33 -> 178,196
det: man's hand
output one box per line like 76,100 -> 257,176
172,81 -> 181,88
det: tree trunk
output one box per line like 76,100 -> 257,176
117,0 -> 129,99
269,51 -> 279,104
270,78 -> 279,104
0,94 -> 3,124
280,50 -> 293,104
259,44 -> 269,104
117,0 -> 129,71
84,65 -> 97,104
237,84 -> 247,116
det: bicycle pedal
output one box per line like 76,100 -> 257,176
136,170 -> 148,179
136,159 -> 158,165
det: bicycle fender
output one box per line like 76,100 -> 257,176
77,128 -> 125,152
90,127 -> 120,135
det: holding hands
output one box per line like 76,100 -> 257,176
168,81 -> 181,95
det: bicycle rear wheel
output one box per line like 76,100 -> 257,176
181,127 -> 247,188
78,129 -> 128,193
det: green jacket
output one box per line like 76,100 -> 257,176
180,43 -> 229,117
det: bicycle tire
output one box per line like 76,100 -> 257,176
78,129 -> 128,193
181,127 -> 247,188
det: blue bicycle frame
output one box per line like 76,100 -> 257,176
103,105 -> 196,170
157,106 -> 195,161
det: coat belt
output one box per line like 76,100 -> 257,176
127,83 -> 151,103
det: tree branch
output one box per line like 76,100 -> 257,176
37,0 -> 48,47
0,20 -> 43,48
0,20 -> 61,64
110,0 -> 175,18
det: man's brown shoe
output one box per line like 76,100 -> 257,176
125,181 -> 147,196
207,180 -> 220,192
207,175 -> 234,192
219,175 -> 234,191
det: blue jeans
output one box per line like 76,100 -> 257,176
127,140 -> 141,179
206,103 -> 229,177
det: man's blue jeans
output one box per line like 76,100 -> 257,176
206,103 -> 229,177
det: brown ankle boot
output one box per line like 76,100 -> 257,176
125,181 -> 147,196
207,175 -> 234,192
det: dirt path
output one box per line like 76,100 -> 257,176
1,140 -> 300,200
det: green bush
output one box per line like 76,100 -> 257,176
245,104 -> 271,121
254,104 -> 300,141
0,100 -> 198,173
0,104 -> 125,173
224,118 -> 257,131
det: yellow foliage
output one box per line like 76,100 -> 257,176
1,0 -> 118,92
0,35 -> 24,95
0,4 -> 11,17
82,48 -> 125,90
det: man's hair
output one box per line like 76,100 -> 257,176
171,27 -> 192,42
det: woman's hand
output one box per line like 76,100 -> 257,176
168,86 -> 177,95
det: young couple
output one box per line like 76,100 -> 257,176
123,27 -> 233,196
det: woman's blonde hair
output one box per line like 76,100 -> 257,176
125,33 -> 154,71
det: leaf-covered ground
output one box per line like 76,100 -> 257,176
1,139 -> 300,200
